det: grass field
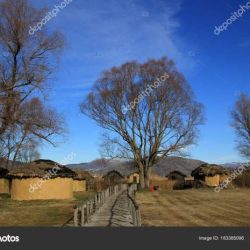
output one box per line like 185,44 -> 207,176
0,192 -> 94,227
136,189 -> 250,227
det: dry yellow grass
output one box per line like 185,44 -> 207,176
136,189 -> 250,227
150,175 -> 178,190
0,192 -> 95,227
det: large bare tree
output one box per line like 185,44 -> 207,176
80,58 -> 204,188
231,93 -> 250,160
0,0 -> 64,163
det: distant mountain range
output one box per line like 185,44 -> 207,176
153,157 -> 206,176
67,157 -> 207,177
2,157 -> 247,177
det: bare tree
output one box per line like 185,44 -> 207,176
0,0 -> 65,164
16,140 -> 40,163
80,58 -> 204,189
0,97 -> 64,166
231,93 -> 250,160
0,0 -> 63,137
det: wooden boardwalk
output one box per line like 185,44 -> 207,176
86,191 -> 134,227
63,184 -> 141,227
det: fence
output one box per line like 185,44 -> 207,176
127,184 -> 141,226
73,184 -> 127,226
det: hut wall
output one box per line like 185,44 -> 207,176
127,173 -> 140,184
73,180 -> 86,192
11,177 -> 73,200
150,175 -> 185,190
0,178 -> 10,194
205,175 -> 220,187
150,178 -> 177,190
219,174 -> 229,184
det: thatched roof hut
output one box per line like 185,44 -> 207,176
8,159 -> 76,200
191,163 -> 228,187
167,170 -> 186,180
72,169 -> 95,191
71,169 -> 91,192
127,171 -> 140,184
8,159 -> 76,179
73,169 -> 94,181
191,164 -> 227,178
103,170 -> 126,185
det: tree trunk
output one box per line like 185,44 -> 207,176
145,166 -> 152,188
145,175 -> 150,188
139,170 -> 145,189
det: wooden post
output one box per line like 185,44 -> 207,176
91,200 -> 94,213
94,196 -> 97,211
86,202 -> 89,222
137,209 -> 141,226
130,202 -> 134,224
97,192 -> 100,204
88,201 -> 91,215
74,207 -> 79,227
81,205 -> 85,226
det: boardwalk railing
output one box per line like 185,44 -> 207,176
127,184 -> 141,226
73,183 -> 127,226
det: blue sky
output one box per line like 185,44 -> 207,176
30,0 -> 250,164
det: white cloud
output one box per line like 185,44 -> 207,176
58,0 -> 193,70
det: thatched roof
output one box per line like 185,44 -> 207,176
167,170 -> 186,178
8,159 -> 76,179
102,168 -> 139,178
103,170 -> 125,178
191,163 -> 228,178
73,169 -> 94,180
0,157 -> 22,170
0,167 -> 9,178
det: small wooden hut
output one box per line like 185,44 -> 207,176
8,159 -> 76,200
184,176 -> 195,188
127,172 -> 140,184
103,170 -> 126,185
191,163 -> 228,187
0,167 -> 10,194
72,169 -> 91,192
72,169 -> 95,191
167,171 -> 186,180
